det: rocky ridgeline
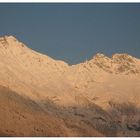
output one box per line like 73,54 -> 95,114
90,53 -> 140,74
0,36 -> 25,48
0,35 -> 139,75
112,54 -> 139,74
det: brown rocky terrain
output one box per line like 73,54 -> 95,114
0,35 -> 140,136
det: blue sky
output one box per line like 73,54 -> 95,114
0,3 -> 140,64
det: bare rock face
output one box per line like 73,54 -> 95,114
0,35 -> 140,136
112,53 -> 136,63
86,53 -> 140,74
111,54 -> 139,74
91,53 -> 113,73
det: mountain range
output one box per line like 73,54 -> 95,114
0,35 -> 140,136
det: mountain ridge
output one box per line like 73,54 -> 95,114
0,35 -> 140,67
0,35 -> 140,136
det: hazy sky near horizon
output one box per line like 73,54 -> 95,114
0,3 -> 140,64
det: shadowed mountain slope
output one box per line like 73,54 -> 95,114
0,85 -> 104,136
